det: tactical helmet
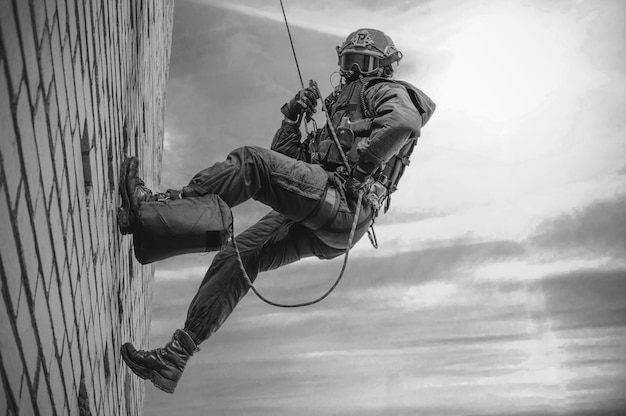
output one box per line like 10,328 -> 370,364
336,28 -> 403,78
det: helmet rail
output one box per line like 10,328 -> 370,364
337,28 -> 403,78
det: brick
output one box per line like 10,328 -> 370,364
69,337 -> 81,391
84,1 -> 95,69
39,26 -> 54,97
15,187 -> 39,289
46,81 -> 61,146
32,195 -> 54,293
51,131 -> 64,191
44,0 -> 56,32
0,370 -> 7,414
86,156 -> 97,210
60,262 -> 74,329
48,188 -> 66,268
62,40 -> 78,127
31,0 -> 48,46
36,372 -> 55,416
82,76 -> 94,146
66,0 -> 78,56
0,187 -> 22,310
61,338 -> 76,394
34,95 -> 55,200
81,338 -> 93,382
70,129 -> 83,203
14,193 -> 39,301
65,229 -> 77,294
15,87 -> 41,201
78,319 -> 88,362
72,215 -> 85,271
90,147 -> 101,204
87,322 -> 97,367
15,0 -> 40,105
47,272 -> 67,361
79,206 -> 92,260
75,0 -> 87,70
15,288 -> 38,381
67,385 -> 80,416
0,289 -> 24,401
49,359 -> 67,416
92,373 -> 101,413
34,285 -> 56,370
0,0 -> 24,94
0,64 -> 22,204
91,315 -> 101,359
75,286 -> 86,336
58,167 -> 70,226
74,60 -> 86,127
56,0 -> 68,48
64,130 -> 79,199
50,16 -> 68,127
18,379 -> 35,416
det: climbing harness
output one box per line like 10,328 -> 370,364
231,1 -> 367,308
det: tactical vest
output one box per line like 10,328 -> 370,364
310,77 -> 430,210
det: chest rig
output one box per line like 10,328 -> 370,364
310,77 -> 420,213
311,78 -> 372,171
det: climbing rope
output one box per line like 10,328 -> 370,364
279,0 -> 310,138
279,0 -> 305,90
231,1 -> 364,308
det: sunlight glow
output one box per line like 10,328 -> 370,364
433,4 -> 598,164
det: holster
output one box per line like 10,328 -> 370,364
132,194 -> 233,264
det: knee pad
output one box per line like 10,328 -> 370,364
132,194 -> 232,264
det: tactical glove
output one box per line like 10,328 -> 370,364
344,164 -> 372,200
281,84 -> 321,122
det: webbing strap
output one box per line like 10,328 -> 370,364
299,185 -> 340,231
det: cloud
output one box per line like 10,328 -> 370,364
533,268 -> 626,331
530,193 -> 626,257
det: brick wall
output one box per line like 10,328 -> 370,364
0,1 -> 174,415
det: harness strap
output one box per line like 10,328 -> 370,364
299,184 -> 340,230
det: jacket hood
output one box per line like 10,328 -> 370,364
396,80 -> 436,126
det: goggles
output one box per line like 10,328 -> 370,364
339,52 -> 381,74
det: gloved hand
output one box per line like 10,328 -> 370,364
281,83 -> 321,122
344,164 -> 372,200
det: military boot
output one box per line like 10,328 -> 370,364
121,329 -> 198,394
118,156 -> 154,234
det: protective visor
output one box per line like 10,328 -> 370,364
339,53 -> 380,74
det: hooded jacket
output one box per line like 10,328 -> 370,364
271,77 -> 436,182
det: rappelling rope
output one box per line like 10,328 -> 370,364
279,0 -> 309,137
231,1 -> 363,308
280,0 -> 304,89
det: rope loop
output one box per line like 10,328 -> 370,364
234,190 -> 364,308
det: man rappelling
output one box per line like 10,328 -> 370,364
118,28 -> 436,394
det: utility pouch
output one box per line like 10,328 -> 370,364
132,194 -> 232,264
317,140 -> 345,169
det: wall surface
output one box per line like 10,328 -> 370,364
0,0 -> 174,414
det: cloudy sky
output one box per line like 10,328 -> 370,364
143,0 -> 626,414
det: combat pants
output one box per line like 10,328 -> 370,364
179,146 -> 372,344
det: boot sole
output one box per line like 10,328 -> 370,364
121,344 -> 177,394
118,158 -> 134,235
